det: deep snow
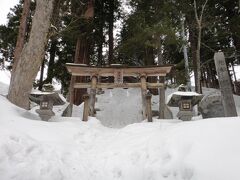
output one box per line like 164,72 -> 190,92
1,70 -> 240,180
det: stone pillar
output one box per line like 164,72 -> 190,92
214,52 -> 237,117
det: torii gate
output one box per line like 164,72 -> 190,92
66,63 -> 173,121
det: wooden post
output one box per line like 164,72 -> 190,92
68,76 -> 76,117
140,75 -> 147,119
159,77 -> 165,119
214,52 -> 237,117
82,94 -> 90,121
89,75 -> 97,116
146,92 -> 153,122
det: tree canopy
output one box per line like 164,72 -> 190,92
0,0 -> 240,108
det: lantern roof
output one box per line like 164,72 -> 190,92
167,91 -> 203,107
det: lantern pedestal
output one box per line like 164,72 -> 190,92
36,109 -> 55,121
35,95 -> 55,121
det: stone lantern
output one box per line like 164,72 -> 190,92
167,92 -> 203,121
36,95 -> 55,121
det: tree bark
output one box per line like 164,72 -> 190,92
12,0 -> 31,73
97,27 -> 103,66
108,0 -> 114,65
70,37 -> 89,105
189,27 -> 198,91
8,0 -> 55,109
97,14 -> 104,66
193,0 -> 208,94
38,59 -> 45,90
69,0 -> 94,106
196,25 -> 202,93
181,14 -> 191,91
45,38 -> 57,83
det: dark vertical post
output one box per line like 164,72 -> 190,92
146,92 -> 153,122
82,94 -> 90,121
140,75 -> 147,119
214,52 -> 237,117
38,59 -> 45,90
89,75 -> 97,116
68,76 -> 76,117
159,77 -> 165,119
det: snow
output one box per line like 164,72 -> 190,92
1,71 -> 240,180
166,91 -> 203,106
169,91 -> 202,97
0,69 -> 10,94
96,88 -> 143,128
31,90 -> 55,95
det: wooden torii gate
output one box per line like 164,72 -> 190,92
66,63 -> 173,121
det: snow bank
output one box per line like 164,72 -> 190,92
1,85 -> 240,179
1,73 -> 240,180
96,88 -> 143,128
0,70 -> 10,95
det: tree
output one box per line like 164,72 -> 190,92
69,0 -> 94,105
8,0 -> 56,109
193,0 -> 209,93
94,0 -> 105,66
0,2 -> 25,67
107,0 -> 114,64
12,0 -> 31,74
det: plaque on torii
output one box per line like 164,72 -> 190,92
114,69 -> 124,84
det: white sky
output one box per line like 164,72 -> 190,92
0,0 -> 19,25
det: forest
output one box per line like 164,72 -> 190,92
0,0 -> 239,109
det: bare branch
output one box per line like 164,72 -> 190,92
193,0 -> 200,26
199,0 -> 209,22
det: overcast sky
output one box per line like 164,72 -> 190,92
0,0 -> 19,25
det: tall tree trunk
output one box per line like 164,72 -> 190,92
97,27 -> 103,66
69,0 -> 94,106
181,14 -> 191,91
38,59 -> 45,90
45,0 -> 61,84
95,0 -> 104,66
209,63 -> 218,88
145,47 -> 158,94
70,37 -> 90,105
8,0 -> 55,109
189,27 -> 198,91
97,6 -> 104,66
108,0 -> 114,64
196,26 -> 202,93
45,38 -> 57,83
12,0 -> 31,73
193,0 -> 208,94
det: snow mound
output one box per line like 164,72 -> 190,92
1,89 -> 240,179
1,72 -> 240,179
96,88 -> 143,128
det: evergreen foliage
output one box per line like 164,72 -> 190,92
1,0 -> 240,95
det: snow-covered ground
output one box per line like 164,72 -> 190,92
1,69 -> 240,180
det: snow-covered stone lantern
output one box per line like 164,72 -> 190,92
36,95 -> 55,121
167,92 -> 203,121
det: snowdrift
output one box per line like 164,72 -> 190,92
1,70 -> 240,180
0,93 -> 240,179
